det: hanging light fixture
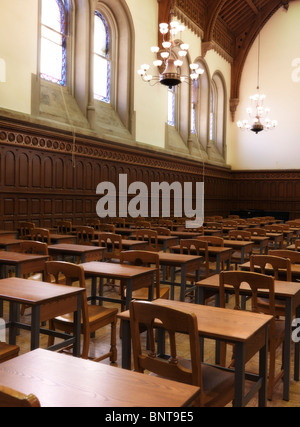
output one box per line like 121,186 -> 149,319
237,2 -> 277,134
137,4 -> 204,89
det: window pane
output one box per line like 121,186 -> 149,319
41,0 -> 61,32
94,15 -> 107,57
40,38 -> 63,83
94,55 -> 110,102
168,89 -> 175,126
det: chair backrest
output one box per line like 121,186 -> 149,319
228,230 -> 251,241
196,236 -> 224,247
250,254 -> 292,281
0,386 -> 40,407
120,250 -> 160,296
265,224 -> 284,233
98,232 -> 123,259
269,249 -> 300,264
56,220 -> 72,234
180,239 -> 209,277
45,261 -> 88,332
135,220 -> 151,229
19,241 -> 48,256
206,222 -> 223,230
222,220 -> 238,228
286,221 -> 300,227
158,219 -> 173,230
154,227 -> 171,236
130,300 -> 202,390
135,229 -> 159,251
245,228 -> 267,236
31,227 -> 50,244
184,226 -> 204,234
86,219 -> 101,230
219,270 -> 275,315
113,218 -> 126,228
19,222 -> 35,239
99,223 -> 115,233
76,226 -> 95,245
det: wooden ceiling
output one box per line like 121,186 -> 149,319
158,0 -> 293,119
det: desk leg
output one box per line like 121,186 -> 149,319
180,264 -> 186,302
258,329 -> 268,407
121,319 -> 132,370
8,302 -> 18,345
294,304 -> 300,382
31,306 -> 40,350
170,266 -> 175,300
73,293 -> 82,357
233,342 -> 246,407
283,298 -> 292,401
125,279 -> 133,310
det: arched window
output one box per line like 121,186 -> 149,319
40,0 -> 68,86
94,11 -> 111,103
211,72 -> 227,157
210,81 -> 217,141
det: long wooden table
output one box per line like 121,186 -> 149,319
118,299 -> 272,407
196,274 -> 300,401
80,262 -> 156,310
0,278 -> 84,354
0,349 -> 200,407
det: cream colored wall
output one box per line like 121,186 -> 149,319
228,2 -> 300,170
0,0 -> 38,114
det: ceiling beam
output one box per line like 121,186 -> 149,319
244,0 -> 259,15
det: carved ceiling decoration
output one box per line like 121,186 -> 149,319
158,0 -> 293,120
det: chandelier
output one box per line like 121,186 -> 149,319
237,2 -> 277,134
137,18 -> 204,89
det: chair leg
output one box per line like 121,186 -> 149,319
47,320 -> 55,347
110,319 -> 117,363
268,346 -> 276,401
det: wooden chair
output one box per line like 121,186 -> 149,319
158,219 -> 173,231
0,342 -> 20,364
295,240 -> 300,251
120,250 -> 169,305
99,223 -> 115,233
227,230 -> 252,269
250,254 -> 292,318
56,220 -> 72,234
154,227 -> 171,236
197,235 -> 224,247
86,219 -> 101,230
245,227 -> 267,236
76,226 -> 95,245
98,232 -> 123,262
130,300 -> 238,407
0,386 -> 40,407
135,220 -> 151,229
206,222 -> 223,234
46,261 -> 118,363
19,222 -> 35,239
135,229 -> 160,252
219,271 -> 285,401
30,227 -> 51,244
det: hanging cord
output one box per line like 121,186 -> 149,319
60,84 -> 77,168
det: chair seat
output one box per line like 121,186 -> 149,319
127,287 -> 169,300
0,342 -> 20,363
52,305 -> 118,330
257,297 -> 286,316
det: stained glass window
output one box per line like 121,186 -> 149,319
40,0 -> 67,86
168,87 -> 175,126
94,11 -> 111,103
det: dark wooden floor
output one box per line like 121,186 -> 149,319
2,278 -> 300,407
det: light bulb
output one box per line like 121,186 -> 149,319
151,46 -> 159,53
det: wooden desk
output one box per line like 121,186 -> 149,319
266,233 -> 283,249
118,299 -> 272,407
0,278 -> 83,354
48,243 -> 105,263
240,261 -> 300,280
171,244 -> 232,274
158,252 -> 202,301
169,231 -> 203,239
0,230 -> 17,239
0,349 -> 200,407
80,262 -> 156,310
92,238 -> 147,252
223,240 -> 253,264
196,274 -> 300,401
49,234 -> 76,244
0,238 -> 27,252
0,251 -> 49,278
129,234 -> 178,252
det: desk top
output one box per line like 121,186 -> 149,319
0,251 -> 49,264
170,244 -> 232,255
48,243 -> 105,254
196,274 -> 300,299
157,252 -> 203,265
119,298 -> 272,343
0,349 -> 200,407
0,277 -> 84,305
80,261 -> 156,279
